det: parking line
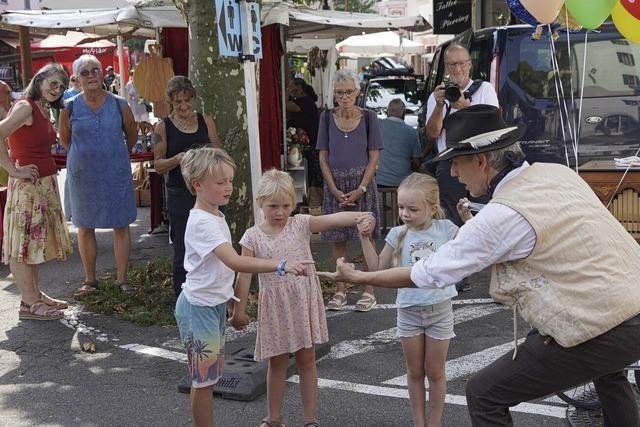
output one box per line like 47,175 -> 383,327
288,376 -> 566,419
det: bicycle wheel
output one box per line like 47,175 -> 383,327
556,381 -> 602,410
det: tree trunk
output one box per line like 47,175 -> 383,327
173,0 -> 254,245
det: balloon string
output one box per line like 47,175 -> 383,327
549,27 -> 577,161
606,144 -> 640,209
565,25 -> 579,171
548,29 -> 571,167
575,30 -> 589,171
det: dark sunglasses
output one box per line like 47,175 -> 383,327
79,67 -> 101,77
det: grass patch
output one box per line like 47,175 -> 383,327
77,254 -> 341,327
76,257 -> 176,327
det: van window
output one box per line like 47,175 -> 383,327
469,35 -> 494,81
507,30 -> 640,99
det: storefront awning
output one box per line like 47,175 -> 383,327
263,3 -> 430,38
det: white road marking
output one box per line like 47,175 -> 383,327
383,341 -> 516,386
288,376 -> 567,419
118,343 -> 187,362
327,304 -> 506,360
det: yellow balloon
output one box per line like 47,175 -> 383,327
612,1 -> 640,44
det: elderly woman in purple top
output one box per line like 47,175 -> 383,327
317,69 -> 382,312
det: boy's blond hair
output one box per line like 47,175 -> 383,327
180,146 -> 236,195
255,169 -> 296,207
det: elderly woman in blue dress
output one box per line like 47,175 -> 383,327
59,54 -> 138,295
317,69 -> 383,312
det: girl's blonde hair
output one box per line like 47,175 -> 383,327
255,169 -> 296,207
180,146 -> 236,195
393,173 -> 445,266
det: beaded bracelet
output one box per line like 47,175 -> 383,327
276,259 -> 287,277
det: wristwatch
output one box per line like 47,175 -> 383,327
359,185 -> 367,193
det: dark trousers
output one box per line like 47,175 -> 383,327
436,161 -> 489,227
166,188 -> 196,298
466,315 -> 640,426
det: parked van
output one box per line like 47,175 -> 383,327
420,23 -> 640,166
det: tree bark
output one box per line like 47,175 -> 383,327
173,0 -> 254,245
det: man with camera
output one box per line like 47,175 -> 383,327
426,44 -> 499,227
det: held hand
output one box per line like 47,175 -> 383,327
285,259 -> 315,276
356,212 -> 376,237
14,160 -> 39,182
332,189 -> 346,204
228,312 -> 250,330
456,197 -> 473,223
451,97 -> 472,110
317,257 -> 358,283
339,189 -> 362,208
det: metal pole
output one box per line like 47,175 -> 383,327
240,0 -> 263,225
18,26 -> 32,88
280,25 -> 287,170
117,34 -> 126,98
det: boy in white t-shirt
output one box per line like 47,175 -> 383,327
174,146 -> 311,426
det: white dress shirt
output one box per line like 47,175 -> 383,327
411,162 -> 537,288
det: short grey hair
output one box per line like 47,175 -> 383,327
332,69 -> 360,89
444,43 -> 470,60
387,98 -> 405,118
72,54 -> 102,77
484,142 -> 526,171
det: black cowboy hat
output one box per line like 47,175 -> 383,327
433,104 -> 526,162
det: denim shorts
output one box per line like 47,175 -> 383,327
174,293 -> 227,388
396,299 -> 455,340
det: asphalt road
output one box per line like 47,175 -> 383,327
0,181 -> 592,426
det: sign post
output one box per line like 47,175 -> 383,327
215,0 -> 263,225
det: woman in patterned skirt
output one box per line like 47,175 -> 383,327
316,69 -> 383,312
0,63 -> 73,320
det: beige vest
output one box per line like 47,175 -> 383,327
490,163 -> 640,347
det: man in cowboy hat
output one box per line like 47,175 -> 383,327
320,104 -> 640,425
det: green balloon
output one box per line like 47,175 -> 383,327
566,0 -> 617,30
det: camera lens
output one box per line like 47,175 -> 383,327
444,82 -> 461,103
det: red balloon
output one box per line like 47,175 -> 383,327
620,0 -> 640,20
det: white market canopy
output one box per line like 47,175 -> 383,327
336,31 -> 425,57
1,1 -> 429,38
0,4 -> 185,34
262,3 -> 430,38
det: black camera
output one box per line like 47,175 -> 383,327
444,82 -> 462,103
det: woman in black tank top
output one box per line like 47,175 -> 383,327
153,76 -> 221,298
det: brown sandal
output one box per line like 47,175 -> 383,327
259,417 -> 285,427
19,301 -> 64,321
40,292 -> 68,309
74,281 -> 99,297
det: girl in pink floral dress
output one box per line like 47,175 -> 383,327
230,170 -> 374,427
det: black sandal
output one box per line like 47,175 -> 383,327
73,281 -> 99,297
117,282 -> 136,294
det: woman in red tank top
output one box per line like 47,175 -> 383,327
0,63 -> 72,321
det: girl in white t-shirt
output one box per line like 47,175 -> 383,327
230,169 -> 375,427
358,173 -> 459,427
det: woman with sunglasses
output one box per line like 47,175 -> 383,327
59,54 -> 138,296
317,69 -> 383,312
0,63 -> 73,320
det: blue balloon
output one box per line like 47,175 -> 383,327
506,0 -> 539,27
